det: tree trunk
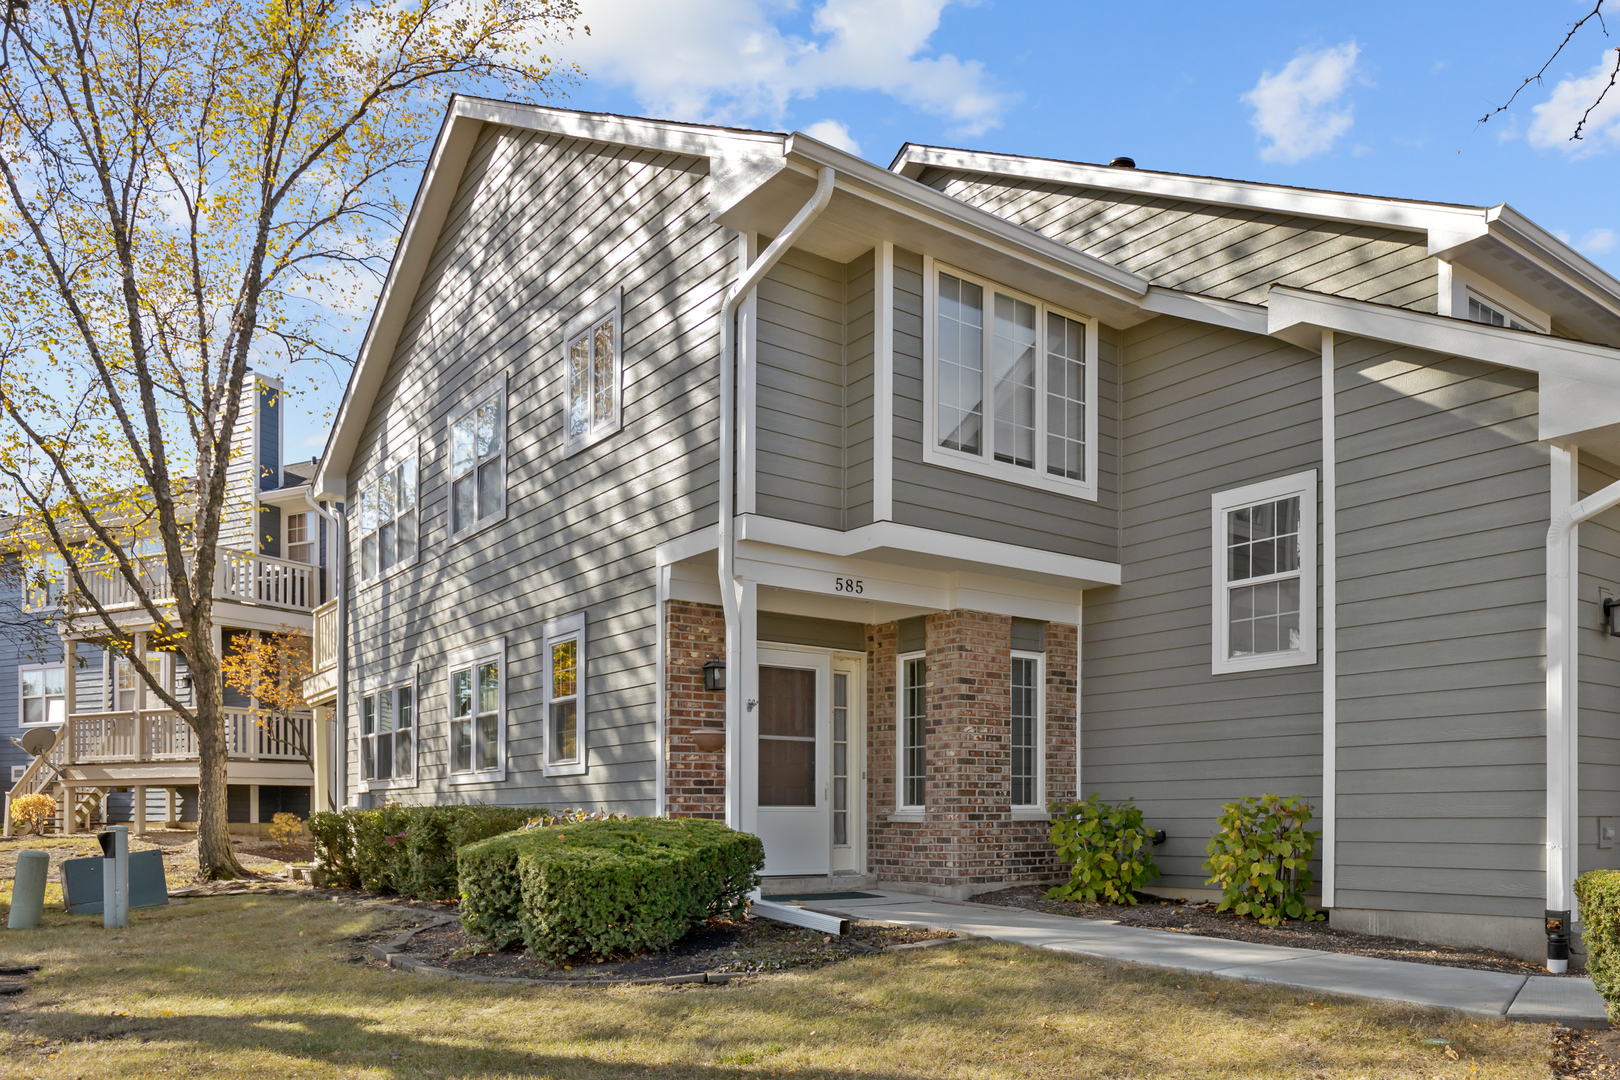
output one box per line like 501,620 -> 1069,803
188,643 -> 247,880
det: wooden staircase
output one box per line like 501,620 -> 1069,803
3,725 -> 109,836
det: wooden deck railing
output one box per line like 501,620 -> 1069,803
66,708 -> 312,764
312,599 -> 338,674
29,547 -> 320,615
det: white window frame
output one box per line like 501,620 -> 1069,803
286,511 -> 315,565
10,765 -> 24,784
1464,288 -> 1548,334
447,637 -> 506,784
562,290 -> 624,457
447,376 -> 508,542
358,667 -> 417,791
355,444 -> 420,585
18,662 -> 65,728
543,611 -> 588,777
894,651 -> 927,818
1211,471 -> 1318,675
1010,650 -> 1046,817
922,258 -> 1100,500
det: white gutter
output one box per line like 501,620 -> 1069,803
718,166 -> 836,828
1546,463 -> 1620,972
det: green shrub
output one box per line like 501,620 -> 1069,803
308,804 -> 549,897
1046,795 -> 1160,905
1576,870 -> 1620,1013
458,818 -> 764,960
1203,794 -> 1323,925
307,810 -> 359,887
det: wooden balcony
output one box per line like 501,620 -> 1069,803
303,599 -> 339,706
30,546 -> 323,618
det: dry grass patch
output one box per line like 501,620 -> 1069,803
0,895 -> 1553,1079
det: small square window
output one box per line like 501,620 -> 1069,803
563,292 -> 623,456
1211,472 -> 1318,674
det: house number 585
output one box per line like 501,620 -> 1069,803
833,577 -> 864,594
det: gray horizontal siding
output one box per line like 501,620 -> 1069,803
921,169 -> 1439,312
1332,333 -> 1547,920
890,247 -> 1118,561
1081,313 -> 1323,892
343,124 -> 733,811
1580,452 -> 1620,875
845,250 -> 876,529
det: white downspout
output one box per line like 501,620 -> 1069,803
718,166 -> 835,829
1546,459 -> 1620,972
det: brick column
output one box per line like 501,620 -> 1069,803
664,601 -> 727,820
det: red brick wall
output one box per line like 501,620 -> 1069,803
867,611 -> 1078,889
663,600 -> 1079,888
664,601 -> 727,820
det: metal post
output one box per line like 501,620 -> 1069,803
132,786 -> 146,837
103,824 -> 128,928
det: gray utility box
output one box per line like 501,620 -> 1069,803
61,849 -> 170,915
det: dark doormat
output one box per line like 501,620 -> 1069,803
762,891 -> 884,902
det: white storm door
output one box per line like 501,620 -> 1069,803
753,648 -> 832,876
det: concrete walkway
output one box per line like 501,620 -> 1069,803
778,889 -> 1610,1027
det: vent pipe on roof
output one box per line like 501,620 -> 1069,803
1109,156 -> 1136,169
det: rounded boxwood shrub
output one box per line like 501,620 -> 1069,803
458,817 -> 764,960
1576,869 -> 1620,1013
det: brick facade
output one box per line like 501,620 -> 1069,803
664,601 -> 727,819
663,601 -> 1078,889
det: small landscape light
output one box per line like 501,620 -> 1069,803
702,658 -> 726,692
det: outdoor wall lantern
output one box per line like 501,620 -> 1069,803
1605,597 -> 1620,637
703,658 -> 726,692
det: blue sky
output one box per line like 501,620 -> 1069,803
281,0 -> 1620,457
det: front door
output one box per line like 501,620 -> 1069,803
753,648 -> 831,876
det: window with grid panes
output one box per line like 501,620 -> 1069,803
358,456 -> 417,581
361,680 -> 413,784
450,386 -> 504,536
449,654 -> 502,777
900,655 -> 926,810
1010,654 -> 1041,807
564,293 -> 623,456
1211,472 -> 1317,674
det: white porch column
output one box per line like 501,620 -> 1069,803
249,784 -> 260,827
132,786 -> 146,836
165,786 -> 177,827
62,786 -> 75,834
311,704 -> 329,815
724,576 -> 757,833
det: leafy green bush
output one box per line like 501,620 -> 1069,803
1576,870 -> 1620,1013
458,818 -> 764,960
308,805 -> 548,897
1203,794 -> 1323,925
1046,795 -> 1160,904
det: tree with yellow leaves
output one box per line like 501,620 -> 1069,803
219,625 -> 320,800
0,0 -> 581,877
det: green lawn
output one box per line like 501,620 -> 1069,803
0,894 -> 1552,1078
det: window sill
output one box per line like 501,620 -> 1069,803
887,810 -> 925,823
358,776 -> 418,793
448,509 -> 508,547
921,441 -> 1098,502
564,421 -> 622,459
448,769 -> 507,785
357,557 -> 418,592
543,759 -> 588,778
1011,808 -> 1050,822
1211,649 -> 1316,676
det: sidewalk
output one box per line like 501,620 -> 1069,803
777,889 -> 1610,1027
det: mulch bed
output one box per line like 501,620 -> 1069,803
973,884 -> 1563,977
1555,1026 -> 1620,1076
396,915 -> 957,983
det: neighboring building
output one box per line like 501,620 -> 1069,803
4,375 -> 334,834
305,98 -> 1620,966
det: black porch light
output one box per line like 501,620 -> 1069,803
703,658 -> 726,692
1606,598 -> 1620,637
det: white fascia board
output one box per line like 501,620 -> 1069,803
784,135 -> 1147,302
1267,287 -> 1620,380
258,484 -> 314,510
1484,205 -> 1620,321
1140,288 -> 1269,335
316,98 -> 789,491
888,144 -> 1489,239
736,513 -> 1122,588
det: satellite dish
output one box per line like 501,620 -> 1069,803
20,727 -> 56,757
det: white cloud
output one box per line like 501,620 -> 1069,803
568,0 -> 1011,136
1529,49 -> 1620,154
801,118 -> 861,155
1579,228 -> 1618,255
1241,41 -> 1361,164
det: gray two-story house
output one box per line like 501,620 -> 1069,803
304,97 -> 1620,969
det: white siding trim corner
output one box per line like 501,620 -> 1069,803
1320,331 -> 1337,909
874,240 -> 895,521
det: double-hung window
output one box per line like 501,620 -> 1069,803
898,653 -> 926,812
543,612 -> 587,776
564,292 -> 623,456
286,512 -> 315,564
360,672 -> 415,787
19,664 -> 65,727
448,639 -> 504,782
1211,472 -> 1317,674
926,263 -> 1098,498
449,378 -> 506,538
1010,652 -> 1044,811
358,453 -> 417,582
